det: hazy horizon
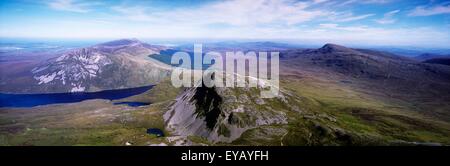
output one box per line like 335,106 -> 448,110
2,37 -> 450,52
1,0 -> 450,48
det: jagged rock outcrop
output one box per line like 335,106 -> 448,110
164,80 -> 292,143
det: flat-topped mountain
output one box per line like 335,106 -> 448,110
97,38 -> 142,46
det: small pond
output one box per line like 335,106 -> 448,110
147,128 -> 164,137
113,102 -> 150,107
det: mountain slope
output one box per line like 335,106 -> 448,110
1,39 -> 172,93
164,80 -> 290,144
415,53 -> 450,61
281,43 -> 450,120
423,58 -> 450,66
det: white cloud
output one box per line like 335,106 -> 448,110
375,9 -> 400,24
319,23 -> 369,31
5,0 -> 445,48
110,6 -> 157,22
409,4 -> 450,16
112,0 -> 330,26
339,0 -> 392,6
48,0 -> 97,13
319,23 -> 338,28
362,0 -> 393,4
312,0 -> 330,4
333,13 -> 375,22
299,25 -> 450,47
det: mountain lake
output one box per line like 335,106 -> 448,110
0,85 -> 153,107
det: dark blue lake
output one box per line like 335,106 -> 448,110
147,128 -> 164,137
0,85 -> 153,108
113,101 -> 150,107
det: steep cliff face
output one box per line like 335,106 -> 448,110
164,81 -> 291,143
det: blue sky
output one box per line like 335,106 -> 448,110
0,0 -> 449,48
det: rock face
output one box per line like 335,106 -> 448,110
32,48 -> 113,92
164,81 -> 291,143
23,39 -> 173,93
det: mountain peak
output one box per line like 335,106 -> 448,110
97,38 -> 143,47
318,43 -> 355,53
321,43 -> 349,50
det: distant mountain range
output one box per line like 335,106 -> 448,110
2,39 -> 450,96
369,47 -> 450,57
